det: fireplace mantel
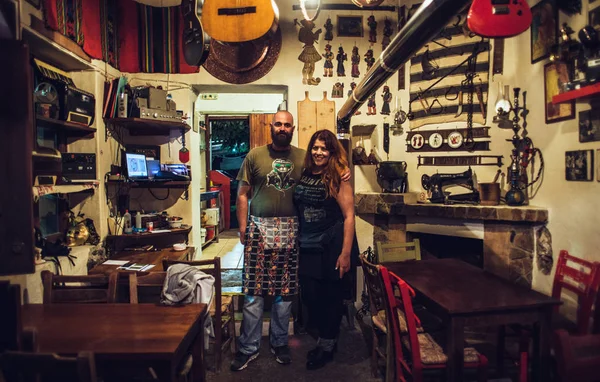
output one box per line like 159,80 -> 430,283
355,192 -> 548,223
355,192 -> 550,287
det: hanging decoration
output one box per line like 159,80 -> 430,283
324,17 -> 334,41
336,45 -> 347,76
295,19 -> 322,85
364,48 -> 375,72
348,82 -> 361,115
382,18 -> 393,50
380,85 -> 392,115
323,44 -> 334,77
179,128 -> 190,163
367,93 -> 377,115
367,15 -> 377,43
351,46 -> 361,77
332,82 -> 344,98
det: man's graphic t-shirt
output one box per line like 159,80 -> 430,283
237,144 -> 306,217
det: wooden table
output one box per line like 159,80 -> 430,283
385,258 -> 561,382
89,247 -> 193,275
22,303 -> 207,382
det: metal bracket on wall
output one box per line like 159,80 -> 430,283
417,155 -> 503,167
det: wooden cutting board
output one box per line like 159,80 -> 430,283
297,91 -> 336,150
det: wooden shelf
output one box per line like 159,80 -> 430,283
105,118 -> 191,136
106,180 -> 190,189
105,226 -> 192,241
36,117 -> 96,136
21,16 -> 92,72
33,181 -> 99,199
552,82 -> 600,104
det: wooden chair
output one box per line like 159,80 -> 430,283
162,257 -> 236,373
0,350 -> 97,382
41,270 -> 117,304
379,265 -> 488,382
553,329 -> 600,382
376,239 -> 421,263
127,271 -> 167,304
359,250 -> 390,379
0,282 -> 21,352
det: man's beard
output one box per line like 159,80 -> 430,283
271,129 -> 292,147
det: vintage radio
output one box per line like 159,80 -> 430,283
33,59 -> 95,126
132,105 -> 180,122
61,153 -> 96,182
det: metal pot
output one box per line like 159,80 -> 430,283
376,161 -> 407,180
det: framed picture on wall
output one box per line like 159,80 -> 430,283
544,62 -> 575,124
337,16 -> 363,37
531,0 -> 558,64
566,150 -> 594,181
597,149 -> 600,182
578,109 -> 600,142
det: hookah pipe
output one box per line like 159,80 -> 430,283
505,87 -> 526,206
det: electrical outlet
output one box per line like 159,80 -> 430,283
201,94 -> 218,100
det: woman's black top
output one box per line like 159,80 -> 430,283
294,169 -> 355,280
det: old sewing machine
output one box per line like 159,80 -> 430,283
421,168 -> 480,204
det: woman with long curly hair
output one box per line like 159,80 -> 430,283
293,129 -> 358,370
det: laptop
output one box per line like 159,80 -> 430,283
124,152 -> 167,182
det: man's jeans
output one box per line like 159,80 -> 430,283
238,295 -> 292,355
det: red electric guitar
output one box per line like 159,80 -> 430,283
467,0 -> 532,38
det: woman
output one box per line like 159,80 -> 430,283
294,129 -> 358,370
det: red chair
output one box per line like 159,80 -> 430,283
553,329 -> 600,382
511,250 -> 600,381
379,265 -> 488,382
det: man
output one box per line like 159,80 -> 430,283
232,110 -> 305,371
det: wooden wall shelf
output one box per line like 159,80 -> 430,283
22,16 -> 92,72
552,82 -> 600,104
105,118 -> 191,136
36,117 -> 96,136
105,226 -> 192,241
106,180 -> 190,189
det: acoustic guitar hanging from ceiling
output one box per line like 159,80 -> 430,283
201,0 -> 279,42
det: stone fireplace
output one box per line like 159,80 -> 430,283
355,192 -> 550,287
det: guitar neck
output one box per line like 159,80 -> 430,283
492,38 -> 504,75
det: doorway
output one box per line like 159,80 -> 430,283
207,116 -> 250,229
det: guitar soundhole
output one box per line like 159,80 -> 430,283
218,6 -> 257,16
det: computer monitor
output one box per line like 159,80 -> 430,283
125,152 -> 148,180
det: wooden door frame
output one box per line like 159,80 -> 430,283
204,115 -> 250,184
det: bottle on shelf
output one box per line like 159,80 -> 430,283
123,210 -> 132,234
135,211 -> 142,229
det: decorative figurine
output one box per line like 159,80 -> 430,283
336,46 -> 347,77
382,18 -> 393,50
295,19 -> 322,85
368,15 -> 377,43
348,82 -> 361,115
367,93 -> 377,115
324,17 -> 334,41
364,48 -> 375,72
380,85 -> 392,115
332,82 -> 344,98
323,44 -> 334,77
351,46 -> 360,78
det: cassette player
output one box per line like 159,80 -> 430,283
33,59 -> 95,126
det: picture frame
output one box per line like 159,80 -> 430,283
566,150 -> 594,181
590,5 -> 600,31
337,16 -> 363,38
544,62 -> 575,124
597,149 -> 600,182
578,109 -> 600,142
530,0 -> 558,64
